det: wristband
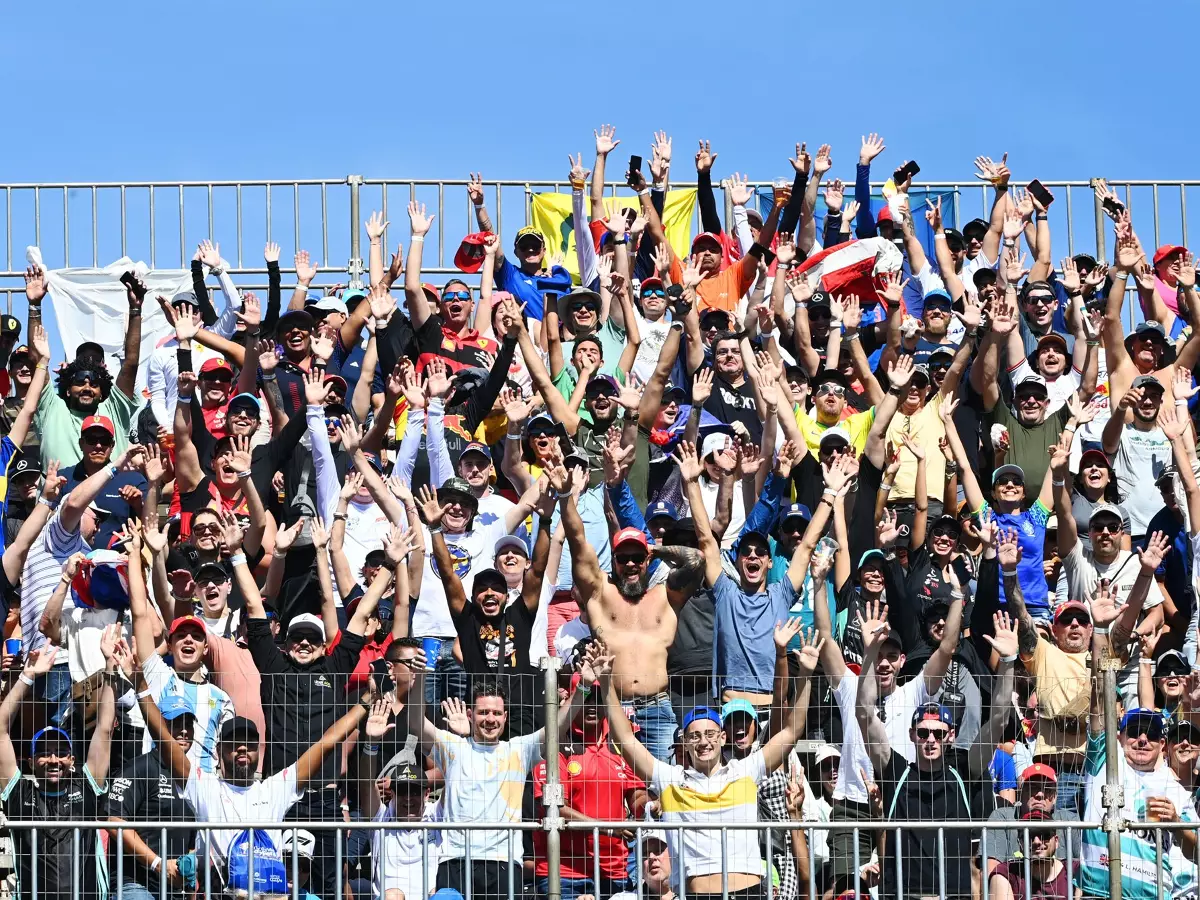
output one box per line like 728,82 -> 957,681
1052,479 -> 1065,487
843,332 -> 861,342
429,525 -> 443,535
229,553 -> 247,567
880,484 -> 893,493
37,497 -> 56,509
637,188 -> 650,197
823,488 -> 839,497
506,433 -> 523,441
1086,340 -> 1101,347
411,235 -> 425,243
1001,568 -> 1017,576
1067,290 -> 1083,298
333,513 -> 349,521
950,590 -> 964,600
150,856 -> 162,873
1094,627 -> 1110,635
1140,658 -> 1155,666
998,653 -> 1018,663
613,237 -> 629,245
18,674 -> 34,687
262,373 -> 277,382
107,464 -> 119,479
934,234 -> 947,241
235,470 -> 252,480
35,362 -> 47,370
361,744 -> 381,756
138,689 -> 153,699
272,550 -> 288,560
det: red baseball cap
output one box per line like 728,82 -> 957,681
199,357 -> 233,375
612,527 -> 649,551
639,277 -> 665,295
80,414 -> 115,437
455,232 -> 492,274
422,283 -> 440,302
876,205 -> 894,224
691,232 -> 723,252
1021,762 -> 1058,783
169,615 -> 208,639
323,374 -> 348,393
1054,600 -> 1091,622
1154,245 -> 1187,267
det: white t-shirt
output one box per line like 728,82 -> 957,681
372,804 -> 441,899
413,517 -> 510,638
631,312 -> 673,385
698,475 -> 746,551
430,729 -> 542,863
831,671 -> 932,803
1112,424 -> 1173,535
343,498 -> 391,585
182,765 -> 302,873
474,490 -> 516,532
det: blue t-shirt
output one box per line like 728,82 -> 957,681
989,748 -> 1018,794
712,571 -> 797,695
62,463 -> 149,550
1144,508 -> 1192,613
987,500 -> 1051,614
493,259 -> 571,321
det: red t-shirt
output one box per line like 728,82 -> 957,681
532,732 -> 644,878
327,630 -> 392,693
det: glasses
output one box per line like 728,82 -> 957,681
930,361 -> 952,372
390,657 -> 421,669
71,372 -> 99,387
192,523 -> 222,536
201,373 -> 233,384
816,384 -> 846,398
1024,294 -> 1055,307
995,475 -> 1024,487
615,553 -> 647,566
915,726 -> 949,741
642,288 -> 666,298
931,526 -> 959,540
685,730 -> 722,743
82,431 -> 114,447
1091,520 -> 1122,534
441,290 -> 472,302
573,301 -> 600,313
739,544 -> 771,559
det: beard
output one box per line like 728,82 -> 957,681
616,570 -> 650,600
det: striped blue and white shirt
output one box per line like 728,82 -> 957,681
143,652 -> 235,773
19,509 -> 87,655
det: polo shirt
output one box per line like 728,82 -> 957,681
413,313 -> 499,374
794,403 -> 874,455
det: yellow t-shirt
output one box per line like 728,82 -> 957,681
883,401 -> 946,500
793,404 -> 875,456
1026,638 -> 1090,758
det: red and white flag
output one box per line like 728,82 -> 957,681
792,236 -> 904,301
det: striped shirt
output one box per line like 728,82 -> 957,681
431,729 -> 542,863
142,652 -> 235,774
651,750 -> 768,881
20,509 -> 87,654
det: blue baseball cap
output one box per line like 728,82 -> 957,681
227,393 -> 262,414
646,500 -> 678,522
781,503 -> 811,525
911,702 -> 954,729
459,442 -> 492,463
159,694 -> 197,721
720,699 -> 758,723
31,726 -> 73,756
682,707 -> 722,732
859,548 -> 887,570
923,289 -> 953,309
663,382 -> 686,402
1119,707 -> 1165,735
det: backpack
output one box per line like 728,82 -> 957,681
226,828 -> 288,897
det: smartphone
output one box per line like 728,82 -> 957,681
629,155 -> 642,174
893,160 -> 920,185
1102,196 -> 1125,217
1027,180 -> 1055,209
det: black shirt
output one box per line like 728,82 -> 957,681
703,374 -> 762,443
451,598 -> 542,736
667,586 -> 715,676
2,769 -> 106,900
880,751 -> 973,898
247,617 -> 366,782
106,753 -> 195,892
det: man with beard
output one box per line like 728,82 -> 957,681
27,266 -> 144,468
133,661 -> 372,894
128,521 -> 234,774
0,640 -> 119,900
230,518 -> 370,899
561,454 -> 706,762
982,764 -> 1081,874
1103,376 -> 1173,539
704,332 -> 764,443
106,695 -> 198,900
987,811 -> 1071,900
426,481 -> 554,737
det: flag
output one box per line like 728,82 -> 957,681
71,550 -> 131,611
528,190 -> 697,283
792,237 -> 905,301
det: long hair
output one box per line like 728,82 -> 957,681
55,357 -> 114,402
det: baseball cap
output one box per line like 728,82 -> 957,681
287,613 -> 326,643
323,373 -> 349,394
282,829 -> 316,860
1155,649 -> 1191,678
169,615 -> 209,639
682,707 -> 722,732
1088,502 -> 1124,526
0,315 -> 21,336
1013,374 -> 1049,397
1079,448 -> 1111,471
929,513 -> 962,537
159,695 -> 197,722
922,289 -> 953,309
342,288 -> 368,313
992,464 -> 1025,486
439,477 -> 478,508
80,414 -> 116,437
691,232 -> 723,252
720,699 -> 758,723
387,760 -> 427,787
781,502 -> 811,525
584,374 -> 620,396
455,232 -> 492,274
875,205 -> 894,224
1036,332 -> 1069,356
170,290 -> 198,308
700,432 -> 729,459
1132,373 -> 1165,392
1168,720 -> 1200,744
639,828 -> 669,847
9,453 -> 41,481
645,501 -> 678,523
818,426 -> 852,451
563,448 -> 590,471
472,568 -> 508,594
928,345 -> 956,364
813,369 -> 851,392
199,357 -> 233,376
813,744 -> 842,767
8,344 -> 33,365
639,276 -> 665,295
194,561 -> 230,583
514,225 -> 545,248
911,702 -> 954,729
459,441 -> 492,463
312,297 -> 349,317
494,535 -> 529,558
1132,320 -> 1168,341
1119,707 -> 1165,735
1154,245 -> 1187,267
962,218 -> 988,239
858,548 -> 887,570
227,392 -> 262,415
613,527 -> 649,551
526,413 -> 566,436
1021,762 -> 1058,783
31,726 -> 72,757
218,716 -> 260,745
276,309 -> 315,333
1054,600 -> 1091,622
663,382 -> 686,402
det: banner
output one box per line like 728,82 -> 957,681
27,247 -> 187,394
529,190 -> 697,283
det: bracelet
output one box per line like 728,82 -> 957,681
272,550 -> 288,560
1178,399 -> 1190,407
1001,568 -> 1017,576
506,433 -> 523,441
411,235 -> 425,243
1140,658 -> 1155,666
137,689 -> 153,699
1086,340 -> 1100,347
235,470 -> 252,480
950,590 -> 964,600
819,497 -> 834,507
333,512 -> 349,521
1094,627 -> 1110,635
361,744 -> 381,756
1067,290 -> 1083,298
229,553 -> 247,567
35,363 -> 47,370
998,653 -> 1018,663
262,373 -> 277,382
1052,479 -> 1065,487
613,237 -> 629,245
945,462 -> 959,473
37,497 -> 56,509
880,484 -> 893,493
934,234 -> 947,241
429,525 -> 443,535
17,674 -> 34,687
150,856 -> 162,873
823,488 -> 839,497
637,188 -> 650,197
130,308 -> 142,317
843,332 -> 861,342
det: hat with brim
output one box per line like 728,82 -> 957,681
276,309 -> 315,334
1155,649 -> 1191,678
515,226 -> 545,251
1054,600 -> 1091,623
455,232 -> 492,274
1035,333 -> 1070,357
813,369 -> 852,392
720,699 -> 758,724
1125,321 -> 1176,365
1078,448 -> 1112,471
818,425 -> 852,452
992,464 -> 1025,486
1154,245 -> 1187,267
218,715 -> 260,745
557,288 -> 602,322
1088,502 -> 1124,527
31,726 -> 73,757
494,535 -> 529,558
691,232 -> 723,253
963,218 -> 988,240
439,476 -> 479,509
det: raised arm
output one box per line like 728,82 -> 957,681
864,355 -> 915,470
922,570 -> 965,695
403,201 -> 436,328
939,394 -> 987,513
0,648 -> 59,781
678,441 -> 724,587
115,274 -> 146,399
854,599 -> 895,774
422,487 -> 469,618
555,464 -> 606,607
997,530 -> 1040,660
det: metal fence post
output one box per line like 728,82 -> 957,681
542,655 -> 564,900
347,174 -> 364,288
1102,657 -> 1124,900
1093,182 -> 1108,262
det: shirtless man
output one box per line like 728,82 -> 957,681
556,462 -> 705,761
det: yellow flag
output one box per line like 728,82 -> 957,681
528,190 -> 697,283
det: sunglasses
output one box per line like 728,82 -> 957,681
192,523 -> 222,536
931,526 -> 959,540
82,431 -> 114,446
1090,520 -> 1121,534
995,475 -> 1024,487
1024,294 -> 1056,307
442,291 -> 472,302
615,553 -> 648,566
738,544 -> 771,559
915,726 -> 949,741
573,301 -> 600,313
71,371 -> 100,387
816,384 -> 846,397
641,288 -> 666,298
390,657 -> 421,669
1057,613 -> 1090,627
201,372 -> 232,383
1123,719 -> 1164,740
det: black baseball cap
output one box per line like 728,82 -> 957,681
218,716 -> 259,745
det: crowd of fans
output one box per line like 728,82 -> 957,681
0,125 -> 1198,900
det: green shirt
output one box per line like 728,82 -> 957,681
988,400 -> 1070,496
560,318 -> 628,378
35,380 -> 138,469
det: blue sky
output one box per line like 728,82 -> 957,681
3,0 -> 1198,356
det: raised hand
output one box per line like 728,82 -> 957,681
1179,252 -> 1197,290
417,485 -> 448,528
875,270 -> 908,307
977,508 -> 998,551
365,211 -> 388,241
691,367 -> 715,405
813,144 -> 832,176
1138,531 -> 1172,574
793,626 -> 826,675
273,517 -> 305,554
984,610 -> 1019,660
408,201 -> 434,236
877,507 -> 901,545
218,509 -> 244,553
824,178 -> 845,213
727,172 -> 753,207
23,264 -> 47,304
23,646 -> 59,678
263,241 -> 280,264
310,517 -> 330,551
859,133 -> 886,165
198,239 -> 221,269
566,153 -> 590,188
595,124 -> 620,156
425,356 -> 453,400
856,597 -> 892,654
789,141 -> 811,176
695,139 -> 717,173
441,697 -> 471,736
364,698 -> 392,739
774,617 -> 803,655
383,524 -> 418,568
294,250 -> 317,286
996,528 -> 1022,570
336,415 -> 363,454
1090,580 -> 1121,629
236,292 -> 262,329
303,368 -> 330,407
674,440 -> 702,482
925,196 -> 943,231
887,353 -> 915,389
785,774 -> 806,820
973,153 -> 1010,187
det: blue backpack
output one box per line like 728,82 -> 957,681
226,829 -> 288,896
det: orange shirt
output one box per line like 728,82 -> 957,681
666,254 -> 757,312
